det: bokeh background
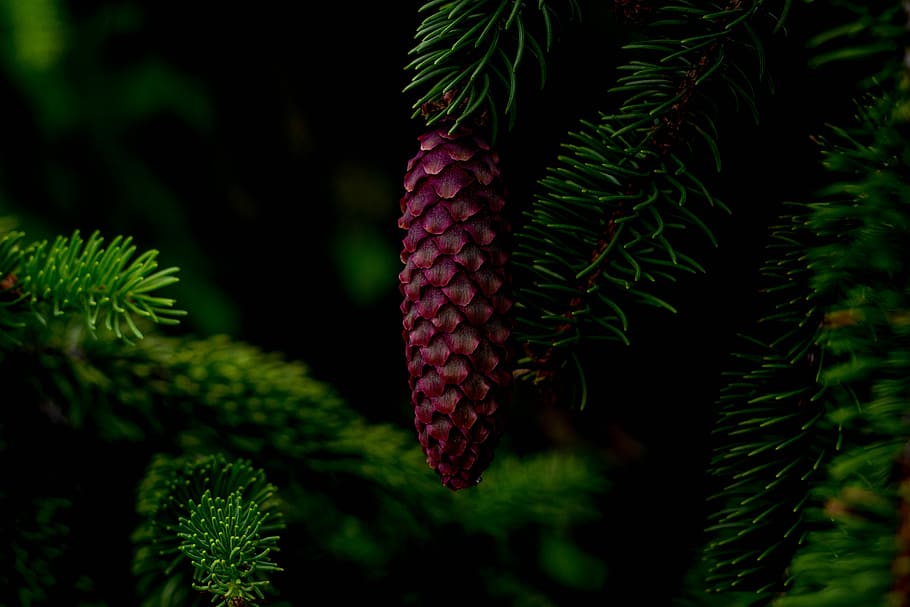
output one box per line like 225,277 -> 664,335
0,1 -> 857,602
0,1 -> 675,426
0,1 -> 422,418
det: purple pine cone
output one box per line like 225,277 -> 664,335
399,124 -> 513,491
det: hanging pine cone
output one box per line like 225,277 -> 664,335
399,123 -> 513,491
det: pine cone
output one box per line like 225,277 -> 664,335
399,124 -> 513,491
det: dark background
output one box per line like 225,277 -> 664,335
0,1 -> 837,417
0,1 -> 864,602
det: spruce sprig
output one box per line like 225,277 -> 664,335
404,0 -> 579,139
700,210 -> 833,596
0,228 -> 184,343
512,1 -> 781,401
178,490 -> 283,607
805,0 -> 909,87
775,86 -> 910,607
133,454 -> 285,607
701,1 -> 910,600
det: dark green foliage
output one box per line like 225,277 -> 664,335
1,497 -> 71,607
700,211 -> 833,596
0,0 -> 232,337
403,0 -> 910,604
0,271 -> 608,604
0,229 -> 184,346
511,1 -> 785,405
693,2 -> 910,604
178,491 -> 282,607
773,70 -> 910,607
405,0 -> 581,139
133,455 -> 285,607
3,0 -> 910,605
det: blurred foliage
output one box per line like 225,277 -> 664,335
0,313 -> 611,605
0,0 -> 234,337
0,2 -> 615,605
6,1 -> 907,606
0,0 -> 415,413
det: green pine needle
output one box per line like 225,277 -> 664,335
133,454 -> 285,607
0,228 -> 185,344
405,0 -> 579,139
513,1 -> 774,386
178,490 -> 283,607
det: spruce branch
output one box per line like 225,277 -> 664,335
775,90 -> 910,607
0,228 -> 184,345
133,454 -> 285,607
700,210 -> 833,596
404,0 -> 580,139
2,299 -> 607,605
805,1 -> 909,88
70,330 -> 606,535
512,0 -> 782,402
700,3 -> 910,600
775,483 -> 904,607
178,490 -> 283,607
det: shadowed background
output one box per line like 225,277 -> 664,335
0,1 -> 851,603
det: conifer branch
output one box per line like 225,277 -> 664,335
774,89 -> 910,607
700,2 -> 910,600
0,228 -> 184,345
512,0 -> 781,401
133,454 -> 285,607
68,331 -> 605,538
805,1 -> 909,88
404,0 -> 580,139
700,211 -> 832,596
4,293 -> 607,604
178,490 -> 283,607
